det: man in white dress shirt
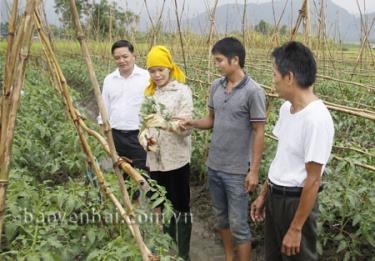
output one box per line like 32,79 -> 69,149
98,40 -> 149,170
251,41 -> 334,261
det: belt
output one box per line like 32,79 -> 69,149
112,129 -> 139,135
268,180 -> 323,197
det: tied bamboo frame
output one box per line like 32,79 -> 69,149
0,0 -> 38,248
36,6 -> 156,261
0,2 -> 158,260
0,0 -> 374,256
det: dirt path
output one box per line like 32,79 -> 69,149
189,184 -> 265,261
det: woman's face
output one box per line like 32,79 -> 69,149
148,66 -> 171,87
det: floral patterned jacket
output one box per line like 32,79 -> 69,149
143,81 -> 193,172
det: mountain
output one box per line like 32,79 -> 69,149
1,0 -> 374,43
177,0 -> 375,43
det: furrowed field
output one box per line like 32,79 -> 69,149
0,35 -> 374,261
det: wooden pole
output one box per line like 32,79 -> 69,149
303,0 -> 311,45
66,1 -> 154,259
291,0 -> 307,41
242,0 -> 247,46
206,0 -> 219,83
143,0 -> 166,49
33,9 -> 155,260
270,0 -> 289,47
0,0 -> 38,248
173,0 -> 187,74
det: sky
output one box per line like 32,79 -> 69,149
1,0 -> 375,24
331,0 -> 375,14
120,0 -> 375,16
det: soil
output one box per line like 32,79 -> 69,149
189,183 -> 265,261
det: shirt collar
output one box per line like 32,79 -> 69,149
113,64 -> 143,79
220,73 -> 249,90
156,80 -> 179,92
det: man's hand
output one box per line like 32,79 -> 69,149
174,117 -> 194,130
281,227 -> 302,256
250,196 -> 266,223
245,171 -> 259,192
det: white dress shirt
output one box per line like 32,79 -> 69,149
97,65 -> 149,130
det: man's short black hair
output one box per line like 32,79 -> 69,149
271,41 -> 317,88
111,40 -> 134,54
211,37 -> 245,68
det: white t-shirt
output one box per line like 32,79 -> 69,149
268,100 -> 334,187
97,65 -> 149,130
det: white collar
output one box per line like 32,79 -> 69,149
113,64 -> 143,79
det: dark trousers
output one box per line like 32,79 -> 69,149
150,163 -> 190,212
111,129 -> 147,171
151,164 -> 192,260
265,193 -> 319,261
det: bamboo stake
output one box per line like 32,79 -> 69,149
242,0 -> 247,46
67,0 -> 149,190
109,6 -> 112,44
333,145 -> 374,158
270,0 -> 289,47
351,17 -> 375,78
38,41 -> 140,237
187,58 -> 375,93
143,0 -> 166,49
332,155 -> 375,172
206,0 -> 219,84
271,0 -> 279,47
0,0 -> 38,248
3,0 -> 18,64
265,134 -> 374,172
290,0 -> 310,45
186,76 -> 375,121
290,0 -> 305,41
76,114 -> 146,185
33,10 -> 155,260
303,0 -> 311,46
1,1 -> 24,142
3,0 -> 18,92
202,0 -> 219,167
49,2 -> 153,259
184,59 -> 375,111
247,63 -> 375,92
173,0 -> 187,74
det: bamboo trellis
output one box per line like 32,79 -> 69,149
0,0 -> 37,248
0,2 -> 158,260
143,0 -> 166,49
36,50 -> 374,119
185,76 -> 375,172
290,0 -> 311,45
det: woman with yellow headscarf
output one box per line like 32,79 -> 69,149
138,45 -> 193,260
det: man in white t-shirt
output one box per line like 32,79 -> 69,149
98,40 -> 149,170
250,41 -> 334,261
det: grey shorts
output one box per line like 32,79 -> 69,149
207,168 -> 251,245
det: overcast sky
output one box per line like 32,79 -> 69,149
1,0 -> 375,24
122,0 -> 375,16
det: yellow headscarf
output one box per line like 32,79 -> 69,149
144,45 -> 186,96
